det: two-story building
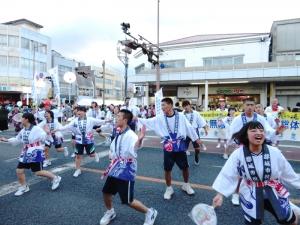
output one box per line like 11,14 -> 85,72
129,18 -> 300,110
0,19 -> 51,104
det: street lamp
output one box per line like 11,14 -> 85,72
119,22 -> 163,94
63,71 -> 76,104
117,41 -> 129,98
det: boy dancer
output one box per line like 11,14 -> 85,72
182,100 -> 208,165
100,109 -> 157,225
38,110 -> 69,167
55,106 -> 106,177
138,98 -> 201,200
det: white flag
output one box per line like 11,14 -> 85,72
48,67 -> 60,106
154,88 -> 163,116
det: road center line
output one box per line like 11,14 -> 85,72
80,166 -> 300,204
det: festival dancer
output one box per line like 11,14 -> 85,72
255,103 -> 278,145
216,99 -> 228,149
212,121 -> 299,225
228,98 -> 285,206
182,100 -> 208,165
55,106 -> 106,177
99,109 -> 157,225
222,107 -> 237,159
38,110 -> 69,167
0,113 -> 61,196
121,97 -> 140,131
137,98 -> 201,200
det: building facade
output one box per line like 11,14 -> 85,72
130,21 -> 300,110
130,33 -> 271,109
269,18 -> 300,109
0,19 -> 51,104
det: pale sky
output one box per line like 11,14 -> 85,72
1,0 -> 300,72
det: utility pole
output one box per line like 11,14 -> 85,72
156,0 -> 160,91
102,60 -> 105,106
124,54 -> 129,98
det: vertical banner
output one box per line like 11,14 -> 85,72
154,88 -> 163,116
48,67 -> 61,107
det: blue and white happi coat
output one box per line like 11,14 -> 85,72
8,126 -> 47,163
213,145 -> 300,220
138,112 -> 199,152
59,117 -> 106,145
103,128 -> 138,182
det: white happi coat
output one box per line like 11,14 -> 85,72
59,117 -> 105,144
229,113 -> 276,141
212,145 -> 300,219
138,112 -> 198,152
86,108 -> 102,119
38,119 -> 63,143
184,111 -> 207,130
106,128 -> 138,181
8,126 -> 47,163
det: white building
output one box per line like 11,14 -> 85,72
130,33 -> 272,109
0,19 -> 51,104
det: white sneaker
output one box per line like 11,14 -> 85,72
144,208 -> 158,225
231,193 -> 240,206
71,152 -> 76,158
51,176 -> 62,190
181,183 -> 195,195
290,202 -> 300,216
186,151 -> 191,156
163,186 -> 174,200
202,144 -> 207,151
223,153 -> 229,160
63,147 -> 69,157
100,208 -> 116,225
73,169 -> 82,177
43,160 -> 51,168
216,143 -> 221,148
95,152 -> 100,162
14,185 -> 30,196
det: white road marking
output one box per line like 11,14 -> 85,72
0,150 -> 109,197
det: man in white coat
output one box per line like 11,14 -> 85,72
138,97 -> 202,200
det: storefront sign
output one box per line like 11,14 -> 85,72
177,86 -> 199,98
216,88 -> 245,95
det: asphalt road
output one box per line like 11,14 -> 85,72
1,130 -> 300,225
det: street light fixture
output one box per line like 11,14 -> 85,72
63,71 -> 76,104
117,41 -> 129,98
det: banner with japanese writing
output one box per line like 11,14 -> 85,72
154,88 -> 163,116
197,111 -> 300,142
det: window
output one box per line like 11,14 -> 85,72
0,56 -> 7,66
105,79 -> 112,85
38,44 -> 47,54
21,58 -> 30,70
8,56 -> 19,68
203,55 -> 244,66
135,63 -> 145,74
0,35 -> 7,46
115,80 -> 122,87
39,62 -> 47,72
21,38 -> 30,49
159,59 -> 185,69
8,35 -> 19,48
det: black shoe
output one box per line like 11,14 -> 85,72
194,153 -> 199,165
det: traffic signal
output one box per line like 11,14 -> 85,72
75,66 -> 93,79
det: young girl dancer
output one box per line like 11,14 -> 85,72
0,113 -> 61,196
